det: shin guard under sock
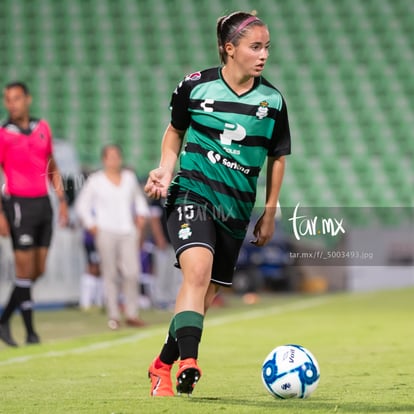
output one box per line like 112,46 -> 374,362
175,311 -> 204,360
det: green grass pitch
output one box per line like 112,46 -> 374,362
0,288 -> 413,413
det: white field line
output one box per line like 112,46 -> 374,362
0,296 -> 331,367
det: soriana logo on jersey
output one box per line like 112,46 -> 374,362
206,149 -> 251,175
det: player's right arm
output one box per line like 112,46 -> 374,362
144,123 -> 184,200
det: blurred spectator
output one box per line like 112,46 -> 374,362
79,229 -> 104,311
75,144 -> 149,330
148,198 -> 182,310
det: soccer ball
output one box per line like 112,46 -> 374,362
261,344 -> 320,399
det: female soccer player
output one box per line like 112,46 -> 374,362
145,11 -> 291,396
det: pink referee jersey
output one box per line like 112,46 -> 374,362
0,118 -> 53,197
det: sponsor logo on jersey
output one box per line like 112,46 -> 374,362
200,98 -> 214,112
185,71 -> 202,81
219,123 -> 246,146
206,150 -> 251,175
256,101 -> 269,119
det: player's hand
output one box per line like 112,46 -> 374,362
250,211 -> 276,247
0,212 -> 10,237
144,167 -> 172,200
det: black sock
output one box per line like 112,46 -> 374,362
13,280 -> 35,336
176,326 -> 202,360
159,333 -> 180,365
159,317 -> 179,365
0,286 -> 19,324
20,293 -> 35,336
174,311 -> 204,360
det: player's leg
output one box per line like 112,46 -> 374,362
33,246 -> 48,280
0,248 -> 37,346
149,204 -> 215,396
149,246 -> 212,396
15,249 -> 41,343
20,197 -> 54,344
0,199 -> 19,346
174,246 -> 212,394
0,198 -> 41,346
204,282 -> 221,313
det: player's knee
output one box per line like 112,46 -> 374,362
184,266 -> 211,290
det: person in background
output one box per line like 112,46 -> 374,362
0,81 -> 68,347
148,198 -> 182,310
79,229 -> 104,311
145,11 -> 291,396
75,144 -> 150,330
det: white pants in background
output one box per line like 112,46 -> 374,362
96,230 -> 140,321
79,273 -> 104,310
152,245 -> 182,309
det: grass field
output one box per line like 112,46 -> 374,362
0,287 -> 413,414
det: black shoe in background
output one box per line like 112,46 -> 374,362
26,332 -> 41,345
0,323 -> 18,347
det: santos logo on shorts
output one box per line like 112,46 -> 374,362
207,150 -> 250,175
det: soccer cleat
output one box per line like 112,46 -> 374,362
176,358 -> 202,395
26,332 -> 41,345
148,357 -> 175,397
0,323 -> 18,347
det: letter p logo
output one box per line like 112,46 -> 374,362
219,123 -> 246,146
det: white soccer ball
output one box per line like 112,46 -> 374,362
261,344 -> 320,399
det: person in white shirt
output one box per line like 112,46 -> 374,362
75,144 -> 149,329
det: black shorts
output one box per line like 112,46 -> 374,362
2,196 -> 53,250
167,203 -> 244,286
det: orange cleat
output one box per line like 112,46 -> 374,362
148,357 -> 174,397
176,358 -> 202,395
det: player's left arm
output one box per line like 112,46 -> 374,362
47,155 -> 69,226
252,155 -> 286,247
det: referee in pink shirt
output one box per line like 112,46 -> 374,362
0,81 -> 68,347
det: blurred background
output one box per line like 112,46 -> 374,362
0,0 -> 413,305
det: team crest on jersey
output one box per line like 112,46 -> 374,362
178,223 -> 192,240
185,71 -> 201,81
256,101 -> 269,119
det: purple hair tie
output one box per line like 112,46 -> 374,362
228,16 -> 261,43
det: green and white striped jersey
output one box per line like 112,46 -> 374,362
167,67 -> 291,239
